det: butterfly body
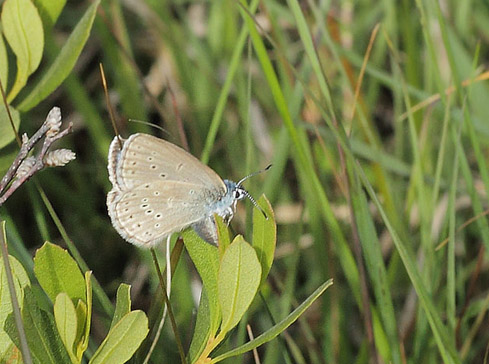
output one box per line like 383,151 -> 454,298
107,133 -> 246,247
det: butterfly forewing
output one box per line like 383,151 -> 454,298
113,134 -> 225,190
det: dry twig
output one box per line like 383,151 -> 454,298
0,107 -> 75,206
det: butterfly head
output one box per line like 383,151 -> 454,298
217,165 -> 271,223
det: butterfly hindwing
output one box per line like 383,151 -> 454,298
107,179 -> 218,247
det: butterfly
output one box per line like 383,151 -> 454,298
107,133 -> 268,247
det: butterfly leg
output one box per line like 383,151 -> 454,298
192,217 -> 219,246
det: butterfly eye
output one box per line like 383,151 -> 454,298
235,189 -> 245,200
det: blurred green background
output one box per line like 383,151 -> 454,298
2,0 -> 489,363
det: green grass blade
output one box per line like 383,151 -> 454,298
241,0 -> 361,307
357,164 -> 461,364
200,0 -> 260,164
212,279 -> 333,363
349,167 -> 401,364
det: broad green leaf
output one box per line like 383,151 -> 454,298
0,253 -> 30,289
213,279 -> 333,362
252,195 -> 276,285
33,242 -> 86,304
0,32 -> 8,90
17,0 -> 100,111
0,105 -> 20,149
89,310 -> 148,364
182,229 -> 221,334
188,288 -> 211,363
215,215 -> 230,252
218,236 -> 261,334
74,300 -> 87,359
0,254 -> 30,359
110,283 -> 131,330
5,287 -> 71,364
32,0 -> 66,30
1,0 -> 44,101
76,270 -> 92,358
54,292 -> 78,363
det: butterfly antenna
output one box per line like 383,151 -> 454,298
242,189 -> 268,220
236,164 -> 272,186
128,118 -> 169,135
236,164 -> 271,220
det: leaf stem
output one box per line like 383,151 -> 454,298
150,248 -> 187,364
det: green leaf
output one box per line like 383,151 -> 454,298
110,283 -> 131,330
188,289 -> 211,363
0,253 -> 29,289
215,215 -> 230,251
5,287 -> 71,364
95,0 -> 147,122
0,147 -> 17,185
17,0 -> 100,111
182,229 -> 221,334
54,292 -> 78,363
0,345 -> 22,364
0,105 -> 20,149
252,195 -> 276,285
1,0 -> 44,101
0,32 -> 8,90
76,270 -> 92,359
218,236 -> 261,334
0,254 -> 30,359
74,300 -> 87,360
32,0 -> 66,30
33,242 -> 86,304
213,279 -> 333,362
89,310 -> 148,364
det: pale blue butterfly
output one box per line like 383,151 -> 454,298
107,133 -> 268,247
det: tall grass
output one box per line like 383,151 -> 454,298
2,0 -> 489,363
